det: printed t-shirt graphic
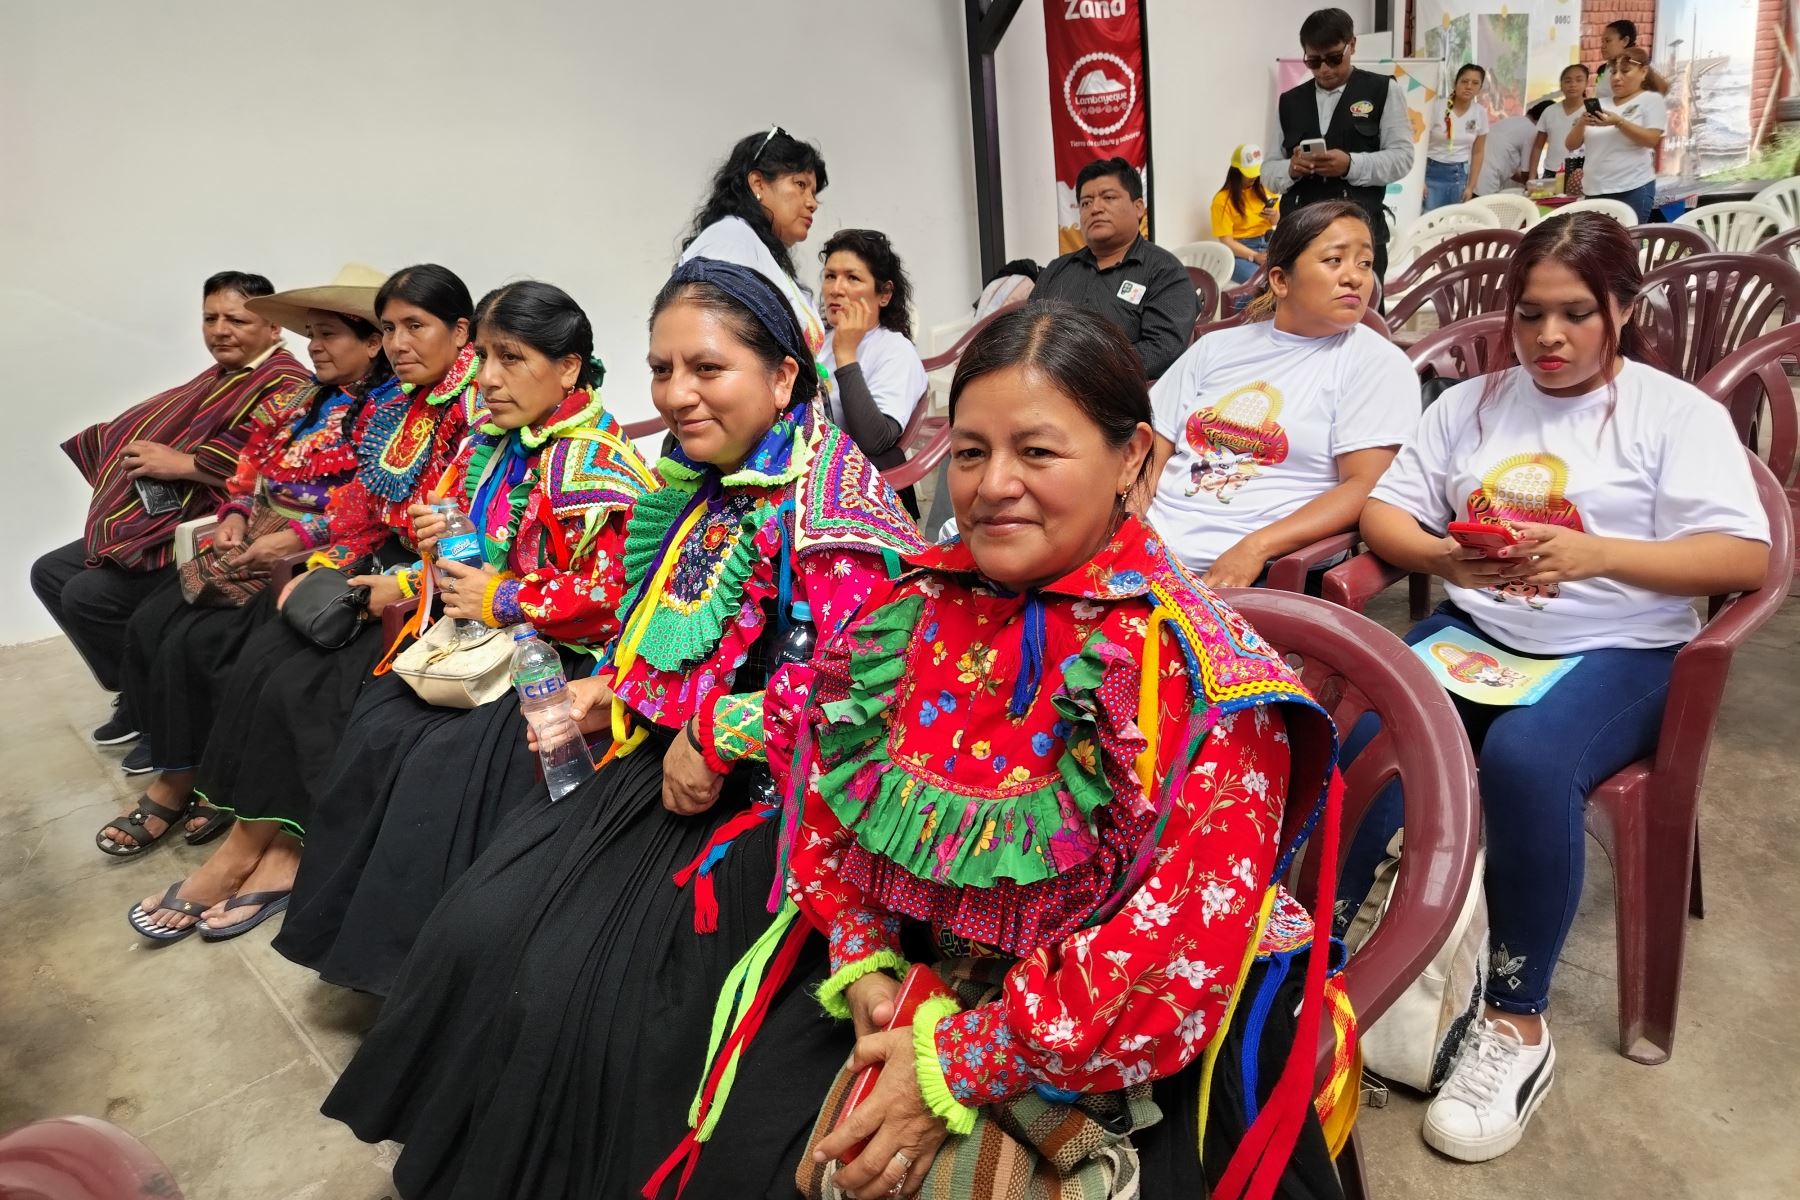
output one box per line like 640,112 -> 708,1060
1182,379 -> 1290,502
1465,451 -> 1584,611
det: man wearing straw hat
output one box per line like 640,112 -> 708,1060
31,271 -> 308,760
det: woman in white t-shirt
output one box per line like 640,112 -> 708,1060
816,227 -> 929,512
1565,48 -> 1668,222
1146,199 -> 1418,586
1530,63 -> 1591,179
680,126 -> 830,373
1424,63 -> 1491,211
1360,212 -> 1769,1164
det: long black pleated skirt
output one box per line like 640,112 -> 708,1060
323,736 -> 851,1200
271,672 -> 542,995
194,616 -> 388,831
120,579 -> 277,772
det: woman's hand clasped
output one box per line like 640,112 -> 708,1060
212,514 -> 249,554
845,972 -> 901,1040
661,722 -> 725,816
435,558 -> 497,620
227,528 -> 303,574
349,573 -> 404,616
812,1026 -> 949,1199
408,502 -> 448,558
1504,521 -> 1611,586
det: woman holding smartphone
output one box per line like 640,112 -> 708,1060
1209,144 -> 1277,283
1564,47 -> 1667,222
1358,212 -> 1769,1163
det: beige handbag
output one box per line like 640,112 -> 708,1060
391,616 -> 517,709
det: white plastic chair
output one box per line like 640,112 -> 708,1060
1466,192 -> 1541,231
1675,201 -> 1790,253
1170,240 -> 1239,289
1553,197 -> 1638,225
1754,176 -> 1800,230
1387,203 -> 1501,281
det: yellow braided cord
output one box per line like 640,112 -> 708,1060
1135,607 -> 1166,797
1196,885 -> 1279,1157
607,503 -> 704,755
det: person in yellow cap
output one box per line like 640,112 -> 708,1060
1211,144 -> 1277,284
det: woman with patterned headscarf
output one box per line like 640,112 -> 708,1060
326,257 -> 923,1200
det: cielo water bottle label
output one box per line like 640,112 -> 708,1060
521,675 -> 566,700
438,532 -> 483,564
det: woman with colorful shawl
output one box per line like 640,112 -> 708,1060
323,258 -> 924,1200
775,304 -> 1347,1200
128,265 -> 481,941
102,268 -> 395,857
270,281 -> 655,992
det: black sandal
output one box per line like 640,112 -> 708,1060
95,795 -> 191,858
182,804 -> 235,846
127,881 -> 211,943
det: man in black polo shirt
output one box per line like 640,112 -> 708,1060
1261,7 -> 1415,286
1033,158 -> 1197,379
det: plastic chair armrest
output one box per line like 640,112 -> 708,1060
268,549 -> 316,592
1265,533 -> 1359,595
382,597 -> 419,644
1321,552 -> 1407,612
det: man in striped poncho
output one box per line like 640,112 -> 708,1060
30,271 -> 308,758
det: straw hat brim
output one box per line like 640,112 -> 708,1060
247,264 -> 389,335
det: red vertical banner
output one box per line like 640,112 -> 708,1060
1044,0 -> 1152,253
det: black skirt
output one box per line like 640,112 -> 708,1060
323,737 -> 851,1200
120,578 -> 277,771
194,616 -> 387,831
271,672 -> 543,996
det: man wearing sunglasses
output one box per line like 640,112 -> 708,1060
1261,7 -> 1414,289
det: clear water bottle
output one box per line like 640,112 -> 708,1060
434,502 -> 487,644
512,628 -> 596,800
748,601 -> 817,805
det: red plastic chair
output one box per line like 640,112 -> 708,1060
1405,311 -> 1509,386
1630,223 -> 1713,273
1384,228 -> 1522,296
1383,257 -> 1513,344
1758,226 -> 1800,272
0,1116 -> 182,1200
1634,252 -> 1800,383
1219,588 -> 1480,1196
919,300 -> 1027,374
1185,266 -> 1222,327
1192,299 -> 1391,344
1323,453 -> 1793,1064
1697,322 -> 1800,571
882,422 -> 951,493
620,415 -> 666,440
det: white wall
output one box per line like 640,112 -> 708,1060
0,1 -> 977,644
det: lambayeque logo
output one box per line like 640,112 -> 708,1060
1063,51 -> 1136,136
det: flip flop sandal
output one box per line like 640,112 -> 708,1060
127,881 -> 211,943
198,891 -> 291,942
182,804 -> 235,847
96,795 -> 191,858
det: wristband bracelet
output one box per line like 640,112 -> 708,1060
685,718 -> 705,756
394,570 -> 417,600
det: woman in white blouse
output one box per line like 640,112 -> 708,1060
1565,48 -> 1668,222
1360,211 -> 1769,1164
1423,63 -> 1490,211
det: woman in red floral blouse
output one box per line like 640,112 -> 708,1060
775,303 -> 1345,1200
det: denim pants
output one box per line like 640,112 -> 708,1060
1339,603 -> 1677,1014
1230,235 -> 1267,285
1423,158 -> 1469,212
1590,180 -> 1658,223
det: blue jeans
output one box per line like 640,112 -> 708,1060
1590,180 -> 1658,223
1338,604 -> 1676,1014
1423,158 -> 1469,212
1230,235 -> 1267,285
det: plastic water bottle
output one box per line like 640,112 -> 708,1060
748,602 -> 817,805
434,502 -> 487,644
512,628 -> 596,800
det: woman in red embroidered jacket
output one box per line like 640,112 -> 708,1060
773,305 -> 1345,1200
271,281 -> 654,989
105,271 -> 394,858
129,265 -> 481,942
323,258 -> 924,1200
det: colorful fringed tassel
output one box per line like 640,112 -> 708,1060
671,805 -> 776,934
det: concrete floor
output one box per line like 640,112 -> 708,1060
1,584 -> 1795,1200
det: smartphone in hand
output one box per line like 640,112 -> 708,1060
1583,97 -> 1603,116
1448,521 -> 1520,557
1298,137 -> 1329,156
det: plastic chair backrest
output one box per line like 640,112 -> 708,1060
1217,589 -> 1481,1066
1630,222 -> 1713,273
883,422 -> 951,492
1405,311 -> 1509,384
1696,322 -> 1800,490
0,1116 -> 183,1200
1388,204 -> 1502,276
1465,192 -> 1541,231
1185,266 -> 1222,327
1192,297 -> 1390,345
1674,201 -> 1789,253
1554,196 -> 1637,224
1384,256 -> 1512,333
1385,228 -> 1522,293
620,416 -> 665,440
1172,240 -> 1238,287
920,300 -> 1025,373
1634,252 -> 1800,382
1758,226 -> 1800,273
1755,176 -> 1800,229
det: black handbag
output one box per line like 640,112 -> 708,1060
281,567 -> 372,650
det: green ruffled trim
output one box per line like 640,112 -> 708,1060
614,477 -> 778,673
191,787 -> 304,840
913,996 -> 977,1135
817,596 -> 1119,890
817,950 -> 910,1020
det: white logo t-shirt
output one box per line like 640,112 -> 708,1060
1147,321 -> 1419,572
1371,362 -> 1769,654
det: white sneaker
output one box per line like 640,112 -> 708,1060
1422,1016 -> 1555,1162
